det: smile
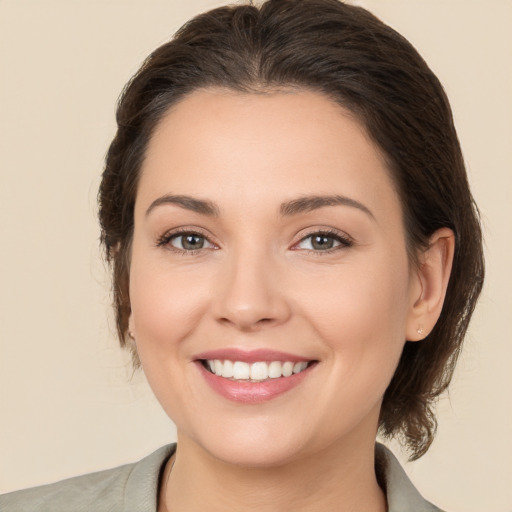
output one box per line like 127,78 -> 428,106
194,349 -> 317,403
203,359 -> 310,381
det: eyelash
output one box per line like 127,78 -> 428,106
156,228 -> 353,255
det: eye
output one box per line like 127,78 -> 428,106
295,231 -> 352,251
171,233 -> 214,251
157,230 -> 216,253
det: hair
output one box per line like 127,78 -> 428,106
98,0 -> 484,460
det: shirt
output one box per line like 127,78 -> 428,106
0,443 -> 444,511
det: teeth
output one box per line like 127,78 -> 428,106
205,359 -> 310,380
233,361 -> 250,380
250,362 -> 268,380
268,361 -> 282,379
293,362 -> 308,374
282,361 -> 294,377
221,359 -> 234,378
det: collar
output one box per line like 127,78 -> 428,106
376,443 -> 444,512
127,443 -> 443,512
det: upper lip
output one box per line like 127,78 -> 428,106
193,348 -> 313,364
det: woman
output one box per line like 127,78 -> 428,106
0,0 -> 484,510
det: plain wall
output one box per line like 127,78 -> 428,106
0,1 -> 511,510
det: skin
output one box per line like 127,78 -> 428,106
128,89 -> 454,511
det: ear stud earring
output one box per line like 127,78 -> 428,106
128,331 -> 135,340
416,325 -> 425,336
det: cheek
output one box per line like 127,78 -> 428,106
128,254 -> 213,356
127,254 -> 215,422
298,252 -> 411,375
299,261 -> 410,421
303,256 -> 409,332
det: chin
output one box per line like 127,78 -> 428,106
184,421 -> 312,469
205,440 -> 307,469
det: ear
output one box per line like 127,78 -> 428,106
128,313 -> 136,341
406,227 -> 455,341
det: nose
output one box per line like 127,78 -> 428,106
213,248 -> 292,332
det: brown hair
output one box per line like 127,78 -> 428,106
99,0 -> 484,460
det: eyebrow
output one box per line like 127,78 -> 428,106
280,195 -> 375,220
146,194 -> 220,217
146,193 -> 374,220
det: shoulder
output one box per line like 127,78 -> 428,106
376,443 -> 446,512
0,444 -> 175,512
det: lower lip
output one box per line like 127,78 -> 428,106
196,362 -> 313,404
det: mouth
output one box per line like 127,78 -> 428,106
200,359 -> 313,382
193,349 -> 318,403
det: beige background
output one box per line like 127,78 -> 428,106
0,0 -> 511,510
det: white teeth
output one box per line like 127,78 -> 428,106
232,361 -> 250,380
221,359 -> 234,378
282,361 -> 294,377
268,361 -> 282,379
293,362 -> 308,374
205,359 -> 311,380
250,362 -> 268,381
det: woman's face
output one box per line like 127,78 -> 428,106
129,89 -> 422,467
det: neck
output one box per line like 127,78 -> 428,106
161,434 -> 386,512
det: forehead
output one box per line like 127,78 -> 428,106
137,88 -> 401,222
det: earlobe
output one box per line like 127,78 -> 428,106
128,314 -> 136,341
406,227 -> 455,341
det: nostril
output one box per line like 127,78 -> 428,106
217,315 -> 276,330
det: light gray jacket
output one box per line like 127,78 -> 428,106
0,444 -> 444,511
